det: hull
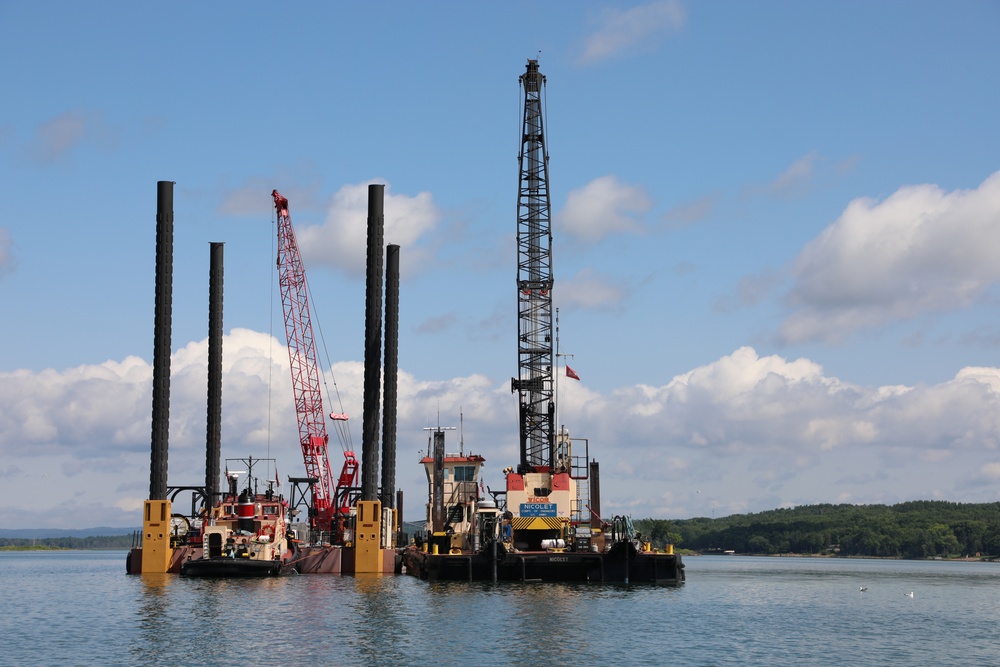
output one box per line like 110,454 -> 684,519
180,557 -> 282,577
292,544 -> 401,574
402,544 -> 684,584
292,545 -> 344,574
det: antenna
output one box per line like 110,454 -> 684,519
554,308 -> 573,436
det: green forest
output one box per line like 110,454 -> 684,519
0,534 -> 134,550
634,501 -> 1000,559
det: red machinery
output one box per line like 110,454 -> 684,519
272,190 -> 358,537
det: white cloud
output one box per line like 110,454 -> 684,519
556,346 -> 1000,514
556,175 -> 651,242
296,180 -> 441,278
578,0 -> 686,65
5,339 -> 1000,526
779,170 -> 1000,343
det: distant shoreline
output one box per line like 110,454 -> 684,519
690,551 -> 997,562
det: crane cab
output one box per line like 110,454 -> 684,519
505,428 -> 581,552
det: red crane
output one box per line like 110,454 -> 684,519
272,190 -> 358,535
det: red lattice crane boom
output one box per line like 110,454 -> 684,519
272,190 -> 357,533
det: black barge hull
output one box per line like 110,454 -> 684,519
402,546 -> 684,584
179,557 -> 283,577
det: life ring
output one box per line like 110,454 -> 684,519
258,525 -> 276,540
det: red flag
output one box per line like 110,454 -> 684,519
566,365 -> 580,381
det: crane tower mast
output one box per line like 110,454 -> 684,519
272,190 -> 337,527
511,59 -> 554,473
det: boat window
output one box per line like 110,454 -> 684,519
454,466 -> 476,482
263,505 -> 278,515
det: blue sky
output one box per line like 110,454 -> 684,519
2,1 -> 1000,528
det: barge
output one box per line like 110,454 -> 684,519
400,429 -> 684,584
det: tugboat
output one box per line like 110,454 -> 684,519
180,457 -> 289,577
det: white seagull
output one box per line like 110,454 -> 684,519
859,587 -> 868,592
905,591 -> 914,598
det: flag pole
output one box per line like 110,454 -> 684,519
554,308 -> 573,443
554,308 -> 560,440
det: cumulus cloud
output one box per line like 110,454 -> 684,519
295,180 -> 441,277
5,338 -> 1000,525
555,346 -> 1000,515
556,175 -> 652,242
0,330 -> 292,462
578,0 -> 686,65
778,170 -> 1000,343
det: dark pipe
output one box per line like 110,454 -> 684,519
149,181 -> 174,500
361,184 -> 385,501
432,430 -> 445,533
589,460 -> 602,530
396,488 -> 404,543
381,244 -> 400,508
205,242 -> 224,508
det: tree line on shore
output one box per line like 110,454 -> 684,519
634,500 -> 1000,559
0,534 -> 134,550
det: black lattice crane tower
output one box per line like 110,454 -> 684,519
511,59 -> 555,474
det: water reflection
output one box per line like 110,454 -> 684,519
131,573 -> 174,665
346,575 -> 425,665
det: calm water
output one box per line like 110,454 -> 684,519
3,551 -> 999,666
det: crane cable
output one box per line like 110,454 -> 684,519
303,275 -> 354,455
